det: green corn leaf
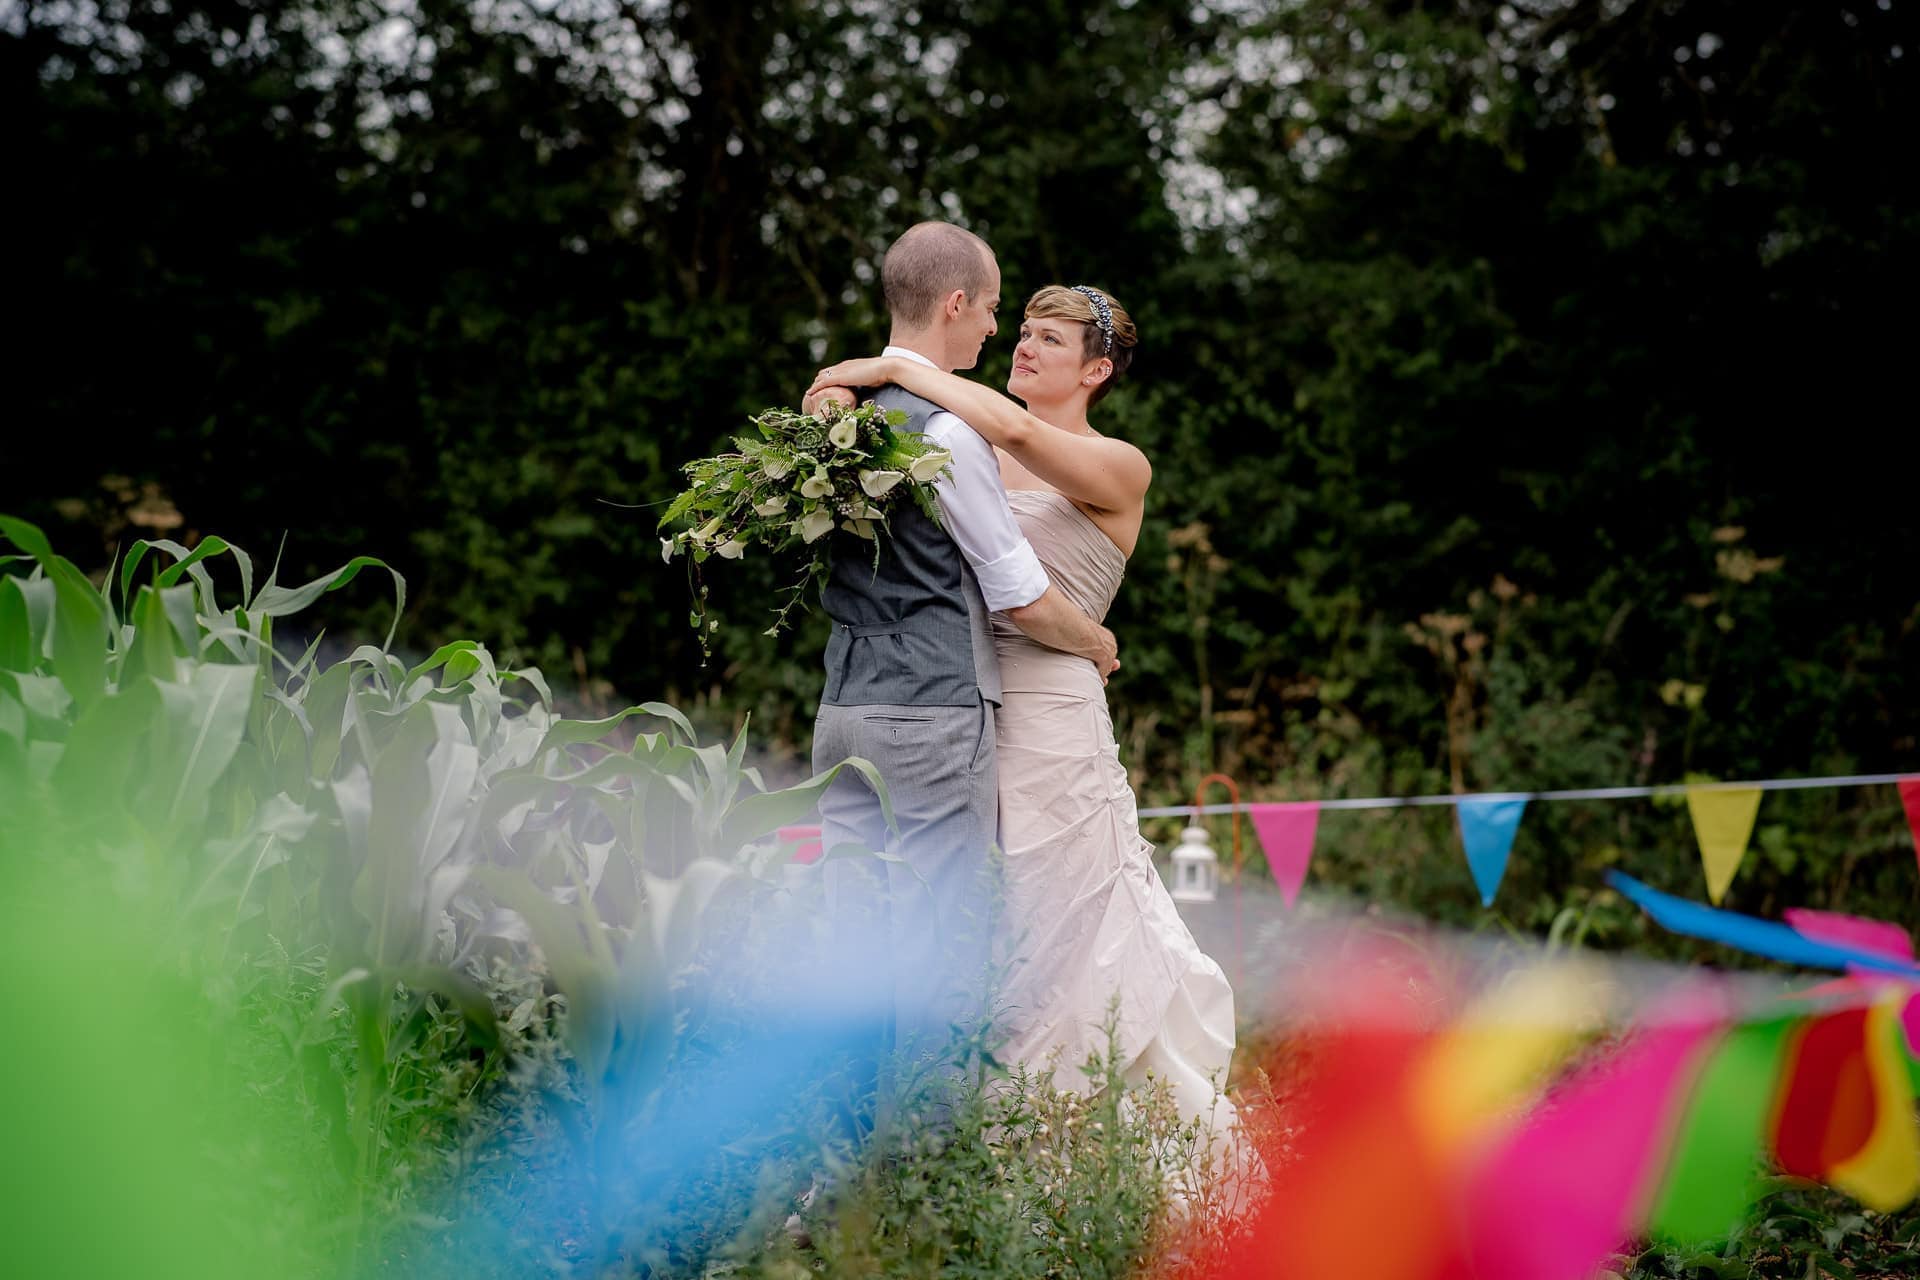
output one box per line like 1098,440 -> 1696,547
0,516 -> 56,560
473,865 -> 617,1087
124,585 -> 180,685
718,755 -> 895,857
635,700 -> 697,745
640,858 -> 748,975
356,701 -> 478,968
121,537 -> 224,621
52,681 -> 158,814
406,640 -> 481,686
342,644 -> 406,695
0,684 -> 24,747
4,671 -> 71,728
0,575 -> 39,671
118,539 -> 154,605
300,661 -> 355,780
156,583 -> 199,654
0,526 -> 111,677
158,534 -> 253,604
147,663 -> 257,829
528,705 -> 663,760
726,712 -> 750,776
45,561 -> 112,709
251,556 -> 406,652
506,665 -> 552,712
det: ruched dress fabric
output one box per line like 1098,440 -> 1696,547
990,490 -> 1238,1133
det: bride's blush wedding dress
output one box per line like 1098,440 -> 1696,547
989,489 -> 1238,1136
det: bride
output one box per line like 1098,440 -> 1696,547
806,285 -> 1238,1140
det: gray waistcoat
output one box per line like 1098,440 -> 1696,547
819,386 -> 1004,707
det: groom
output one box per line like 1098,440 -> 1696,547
807,221 -> 1118,1070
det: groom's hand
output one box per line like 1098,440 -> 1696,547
1092,625 -> 1120,684
802,385 -> 858,416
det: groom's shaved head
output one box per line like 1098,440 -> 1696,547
883,221 -> 994,328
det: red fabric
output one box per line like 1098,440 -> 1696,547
1773,1008 -> 1876,1177
1899,777 -> 1920,870
778,824 -> 823,864
1219,961 -> 1465,1280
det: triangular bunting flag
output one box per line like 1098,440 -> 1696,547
1247,802 -> 1320,909
1899,777 -> 1920,872
1456,795 -> 1528,906
1684,787 -> 1763,904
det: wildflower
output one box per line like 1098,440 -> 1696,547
752,496 -> 788,517
690,515 -> 724,544
908,450 -> 952,482
716,538 -> 746,559
796,509 -> 835,543
828,419 -> 860,450
800,469 -> 834,499
858,469 -> 904,498
660,537 -> 678,564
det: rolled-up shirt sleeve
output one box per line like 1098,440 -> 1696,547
921,409 -> 1051,611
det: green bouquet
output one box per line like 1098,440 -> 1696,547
659,399 -> 953,653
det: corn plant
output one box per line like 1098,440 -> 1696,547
0,515 -> 896,1272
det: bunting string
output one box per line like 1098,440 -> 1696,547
1137,770 -> 1916,819
1143,770 -> 1919,909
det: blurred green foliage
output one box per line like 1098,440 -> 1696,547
8,1 -> 1916,931
0,514 -> 902,1273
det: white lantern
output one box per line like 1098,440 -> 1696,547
1169,824 -> 1218,903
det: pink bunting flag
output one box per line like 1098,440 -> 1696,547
1784,908 -> 1915,966
1901,778 -> 1920,872
1248,802 -> 1321,908
1464,1010 -> 1725,1280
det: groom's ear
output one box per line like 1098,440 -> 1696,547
941,288 -> 967,320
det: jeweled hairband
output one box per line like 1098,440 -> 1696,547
1069,285 -> 1115,356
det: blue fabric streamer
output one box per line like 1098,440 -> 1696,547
1607,872 -> 1920,977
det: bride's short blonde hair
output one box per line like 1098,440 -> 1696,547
1024,285 -> 1138,405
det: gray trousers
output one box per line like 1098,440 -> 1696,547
812,698 -> 999,1067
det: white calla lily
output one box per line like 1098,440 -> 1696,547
752,496 -> 788,517
660,537 -> 678,564
843,518 -> 877,540
691,515 -> 725,544
796,509 -> 836,543
800,469 -> 834,499
908,450 -> 952,482
715,538 -> 747,559
827,419 -> 860,450
858,469 -> 904,498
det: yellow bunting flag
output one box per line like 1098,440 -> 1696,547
1685,786 -> 1763,904
1409,961 -> 1609,1154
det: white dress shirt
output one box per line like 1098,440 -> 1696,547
883,345 -> 1050,611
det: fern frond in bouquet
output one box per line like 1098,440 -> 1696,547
658,399 -> 952,658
